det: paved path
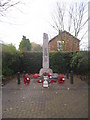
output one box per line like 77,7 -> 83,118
1,75 -> 88,118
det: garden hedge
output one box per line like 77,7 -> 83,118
22,52 -> 42,74
2,50 -> 88,76
2,51 -> 23,76
70,51 -> 88,75
49,51 -> 72,74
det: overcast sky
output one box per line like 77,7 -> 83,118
0,0 -> 89,50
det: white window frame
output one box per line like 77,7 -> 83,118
57,41 -> 64,51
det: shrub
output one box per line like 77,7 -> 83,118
2,45 -> 23,76
2,47 -> 88,76
70,51 -> 88,75
2,67 -> 14,76
49,51 -> 72,74
22,52 -> 42,74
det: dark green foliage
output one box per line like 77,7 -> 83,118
70,51 -> 88,75
22,52 -> 42,74
0,45 -> 2,79
49,51 -> 72,74
2,51 -> 23,76
2,44 -> 23,76
2,66 -> 14,76
19,36 -> 31,52
2,45 -> 88,76
2,43 -> 16,53
88,51 -> 90,77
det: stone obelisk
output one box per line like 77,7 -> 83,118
39,33 -> 53,76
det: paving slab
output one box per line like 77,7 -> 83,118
1,76 -> 88,118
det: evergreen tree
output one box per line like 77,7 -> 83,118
19,36 -> 31,52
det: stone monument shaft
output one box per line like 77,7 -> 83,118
39,33 -> 53,76
43,33 -> 49,69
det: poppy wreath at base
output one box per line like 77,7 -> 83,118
24,73 -> 30,84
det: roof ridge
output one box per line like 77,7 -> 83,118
49,30 -> 80,43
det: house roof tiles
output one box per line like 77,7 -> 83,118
49,30 -> 80,43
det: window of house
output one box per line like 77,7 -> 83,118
57,41 -> 64,51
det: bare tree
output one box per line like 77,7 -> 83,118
69,2 -> 89,51
50,2 -> 66,51
69,2 -> 88,38
0,0 -> 21,16
50,1 -> 89,51
51,2 -> 65,31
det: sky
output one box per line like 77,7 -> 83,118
0,0 -> 89,50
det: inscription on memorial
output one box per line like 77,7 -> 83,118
44,48 -> 47,56
44,56 -> 47,62
43,33 -> 49,68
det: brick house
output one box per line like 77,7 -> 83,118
48,31 -> 80,52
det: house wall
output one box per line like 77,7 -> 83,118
48,32 -> 79,52
48,36 -> 58,51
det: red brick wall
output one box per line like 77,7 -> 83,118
48,32 -> 79,52
49,36 -> 58,51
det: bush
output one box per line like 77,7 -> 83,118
22,52 -> 42,74
2,67 -> 14,76
2,45 -> 23,76
70,51 -> 88,75
2,46 -> 88,76
49,51 -> 72,74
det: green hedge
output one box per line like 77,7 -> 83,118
2,51 -> 23,76
22,52 -> 42,74
2,50 -> 88,76
70,51 -> 88,75
49,51 -> 72,73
